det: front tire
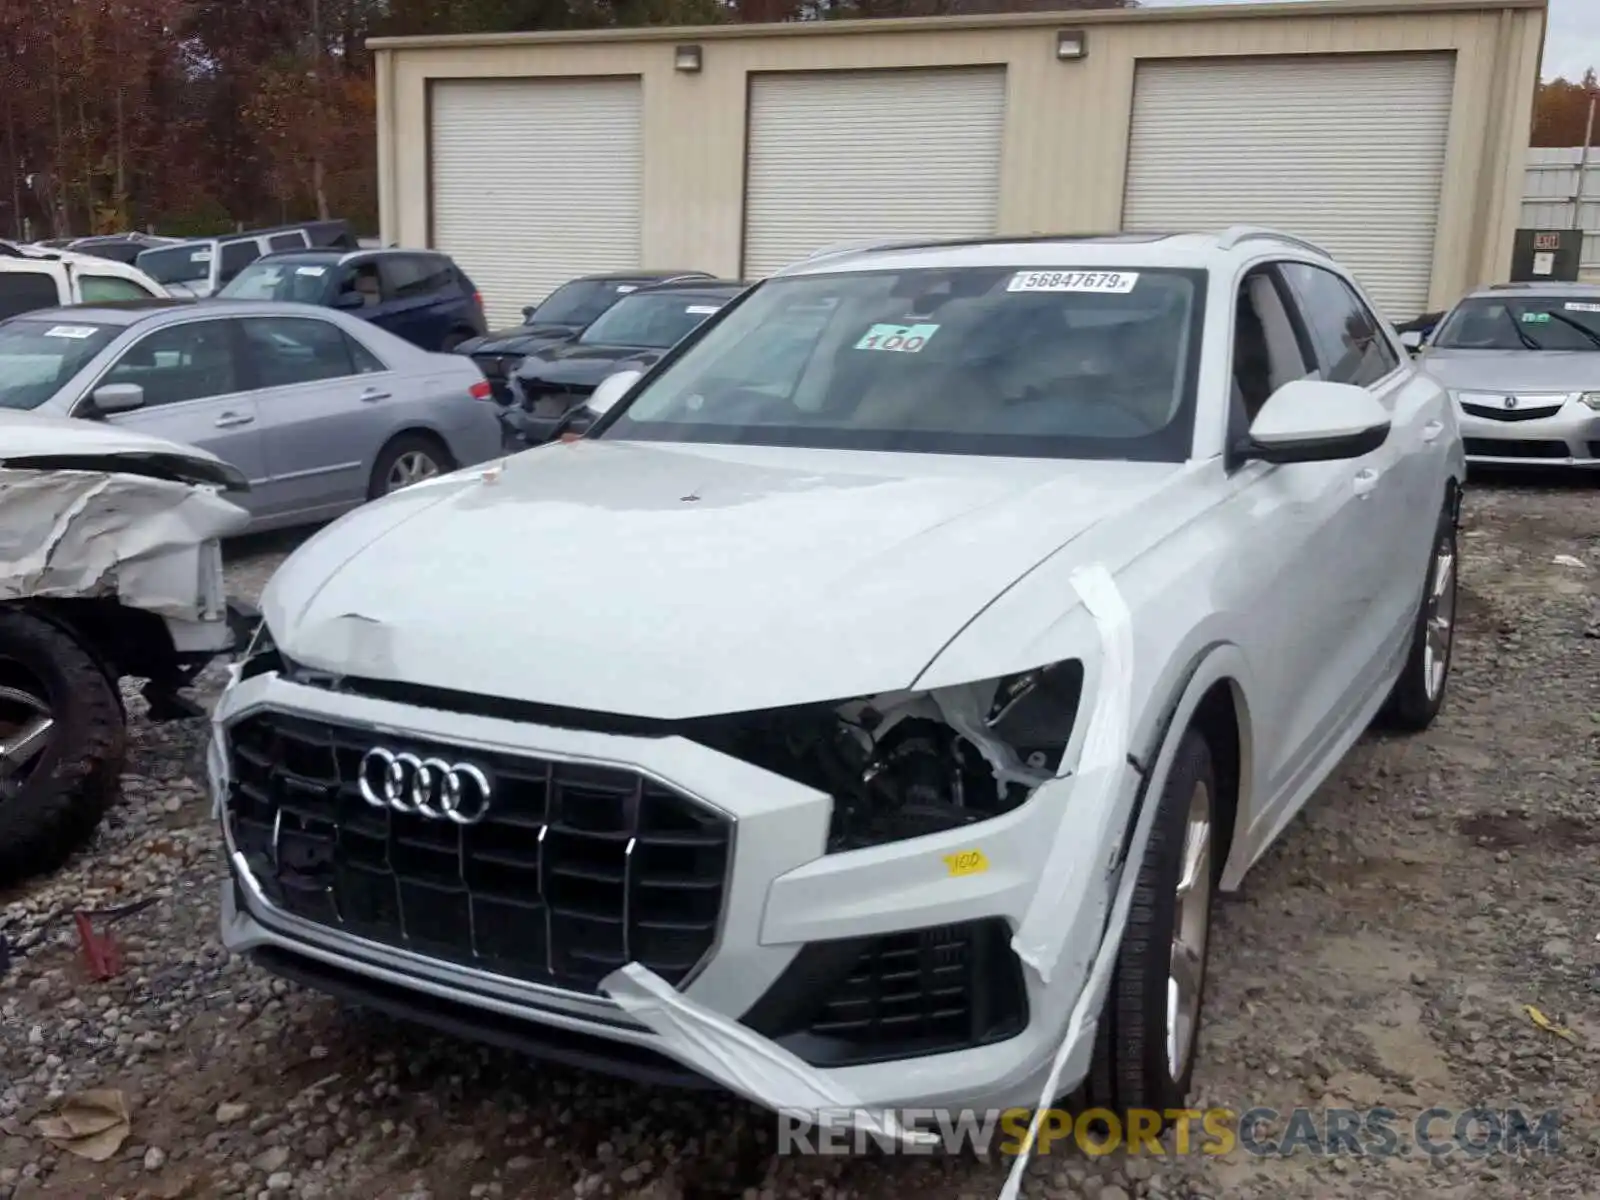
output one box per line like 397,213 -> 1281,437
1086,727 -> 1219,1118
0,609 -> 126,886
1376,498 -> 1458,732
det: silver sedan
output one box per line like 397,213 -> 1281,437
1409,282 -> 1600,468
0,299 -> 502,531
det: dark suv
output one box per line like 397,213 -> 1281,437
456,270 -> 712,402
217,248 -> 487,352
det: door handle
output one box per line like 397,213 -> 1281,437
359,387 -> 391,402
1421,420 -> 1444,443
214,412 -> 254,428
1352,468 -> 1382,497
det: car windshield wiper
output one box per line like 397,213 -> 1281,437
1505,307 -> 1543,350
1536,308 -> 1600,350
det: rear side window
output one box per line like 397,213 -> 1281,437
240,316 -> 358,388
381,255 -> 456,300
218,241 -> 260,283
80,274 -> 158,303
0,271 -> 63,320
1278,263 -> 1400,388
268,233 -> 307,251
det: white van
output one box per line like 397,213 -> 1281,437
0,242 -> 169,320
134,230 -> 315,298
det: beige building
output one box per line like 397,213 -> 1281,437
370,0 -> 1545,327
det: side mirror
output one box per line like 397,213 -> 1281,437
332,292 -> 365,311
92,382 -> 146,414
587,369 -> 642,417
1242,379 -> 1391,465
1398,330 -> 1423,353
521,304 -> 539,323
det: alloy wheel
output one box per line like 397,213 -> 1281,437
386,450 -> 440,493
1423,531 -> 1456,701
1166,777 -> 1214,1080
0,665 -> 55,804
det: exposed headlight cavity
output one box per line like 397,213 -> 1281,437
693,661 -> 1085,852
238,622 -> 282,680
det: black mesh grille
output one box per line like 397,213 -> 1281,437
742,919 -> 1026,1067
224,712 -> 732,993
1464,437 -> 1572,459
1459,401 -> 1566,423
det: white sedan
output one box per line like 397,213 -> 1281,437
214,227 -> 1464,1138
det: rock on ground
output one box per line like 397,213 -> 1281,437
1,485 -> 1596,1200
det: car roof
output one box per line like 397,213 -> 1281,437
631,279 -> 745,296
10,299 -> 193,325
772,227 -> 1334,277
1464,281 -> 1600,300
11,298 -> 376,327
577,270 -> 713,284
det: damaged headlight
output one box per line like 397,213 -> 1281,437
238,622 -> 282,680
691,661 -> 1085,853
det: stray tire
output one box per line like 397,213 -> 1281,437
1376,497 -> 1458,733
369,433 -> 451,500
1086,726 -> 1219,1119
0,608 -> 126,887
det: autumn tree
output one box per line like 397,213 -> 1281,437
1533,71 -> 1600,147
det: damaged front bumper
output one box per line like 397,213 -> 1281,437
211,668 -> 1123,1115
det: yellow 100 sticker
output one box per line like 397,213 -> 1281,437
943,848 -> 990,877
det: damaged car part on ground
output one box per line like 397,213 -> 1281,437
210,228 -> 1465,1176
0,411 -> 254,886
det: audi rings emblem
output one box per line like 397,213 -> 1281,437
357,748 -> 493,824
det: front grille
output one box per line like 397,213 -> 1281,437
1460,401 -> 1565,423
741,919 -> 1027,1067
1464,437 -> 1572,459
225,712 -> 732,993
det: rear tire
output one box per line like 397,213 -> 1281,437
368,433 -> 452,500
1085,726 -> 1219,1121
0,608 -> 126,887
1376,498 -> 1457,733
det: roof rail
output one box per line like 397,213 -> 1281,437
1215,225 -> 1334,259
786,237 -> 932,267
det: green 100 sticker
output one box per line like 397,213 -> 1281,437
855,322 -> 940,353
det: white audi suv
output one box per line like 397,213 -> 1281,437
213,227 -> 1464,1139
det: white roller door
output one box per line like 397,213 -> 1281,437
1122,54 -> 1455,319
431,78 -> 642,327
743,68 -> 1005,279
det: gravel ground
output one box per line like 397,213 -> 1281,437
1,481 -> 1596,1200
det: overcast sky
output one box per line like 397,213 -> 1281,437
1146,0 -> 1595,81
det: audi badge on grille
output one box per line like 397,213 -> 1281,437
357,747 -> 493,824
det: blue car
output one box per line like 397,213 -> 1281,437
217,248 -> 488,352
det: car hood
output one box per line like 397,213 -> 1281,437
458,324 -> 583,356
0,409 -> 248,490
513,343 -> 662,388
1421,349 -> 1600,393
263,441 -> 1182,719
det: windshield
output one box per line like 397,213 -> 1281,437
532,280 -> 641,327
598,266 -> 1203,461
579,292 -> 726,348
1432,295 -> 1600,352
219,259 -> 336,302
0,319 -> 117,410
136,245 -> 212,285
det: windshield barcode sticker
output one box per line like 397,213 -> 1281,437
685,305 -> 722,315
855,322 -> 939,353
296,266 -> 326,277
1565,302 -> 1600,313
191,250 -> 212,263
1007,270 -> 1138,294
615,285 -> 638,293
44,325 -> 97,339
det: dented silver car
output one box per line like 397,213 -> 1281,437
0,410 -> 252,884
